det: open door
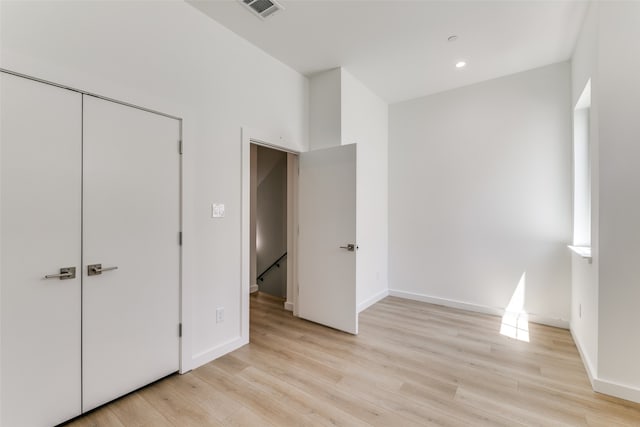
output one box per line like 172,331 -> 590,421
298,144 -> 357,334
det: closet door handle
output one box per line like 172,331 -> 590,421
44,267 -> 76,280
87,264 -> 118,276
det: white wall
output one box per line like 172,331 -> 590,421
389,62 -> 572,326
309,69 -> 341,151
570,0 -> 599,382
0,0 -> 308,371
597,0 -> 640,398
341,70 -> 389,311
568,1 -> 640,403
307,68 -> 389,312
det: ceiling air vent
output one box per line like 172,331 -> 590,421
241,0 -> 284,19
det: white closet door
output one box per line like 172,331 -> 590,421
1,73 -> 82,426
82,95 -> 180,411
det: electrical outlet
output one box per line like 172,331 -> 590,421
216,307 -> 224,323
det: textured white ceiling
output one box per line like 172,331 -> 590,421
188,0 -> 588,103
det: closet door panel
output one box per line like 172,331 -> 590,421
82,95 -> 180,411
0,73 -> 82,426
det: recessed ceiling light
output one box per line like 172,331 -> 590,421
455,61 -> 467,68
447,35 -> 458,42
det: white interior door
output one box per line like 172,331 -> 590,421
298,144 -> 358,334
1,73 -> 82,426
82,95 -> 180,411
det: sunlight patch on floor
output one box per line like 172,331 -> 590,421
500,272 -> 530,342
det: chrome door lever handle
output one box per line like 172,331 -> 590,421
87,264 -> 118,276
44,267 -> 76,280
339,244 -> 357,252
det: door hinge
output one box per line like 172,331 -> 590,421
179,231 -> 182,245
179,323 -> 182,337
178,139 -> 183,155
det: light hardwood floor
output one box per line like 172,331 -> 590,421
66,293 -> 640,426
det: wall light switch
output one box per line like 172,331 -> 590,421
212,203 -> 225,218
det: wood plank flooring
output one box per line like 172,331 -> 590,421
66,293 -> 640,426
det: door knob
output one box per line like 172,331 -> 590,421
44,267 -> 76,280
339,244 -> 357,252
87,264 -> 118,276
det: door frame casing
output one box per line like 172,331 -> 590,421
286,152 -> 299,316
241,127 -> 299,339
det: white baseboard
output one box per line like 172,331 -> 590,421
388,290 -> 640,403
593,377 -> 640,404
527,313 -> 569,329
570,327 -> 596,386
190,336 -> 248,371
388,289 -> 569,329
570,328 -> 640,403
284,301 -> 294,311
357,289 -> 389,313
250,284 -> 259,294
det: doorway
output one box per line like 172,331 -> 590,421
252,145 -> 288,298
249,143 -> 298,310
241,129 -> 359,340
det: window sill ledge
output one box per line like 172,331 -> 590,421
568,245 -> 592,263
